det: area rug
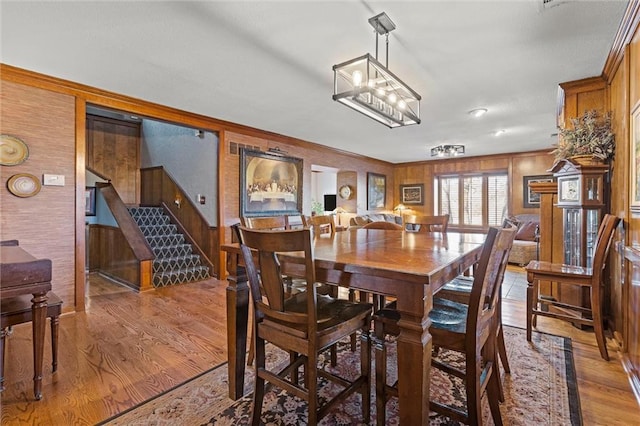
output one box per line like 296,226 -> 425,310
100,326 -> 581,425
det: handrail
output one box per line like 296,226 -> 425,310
140,166 -> 217,276
96,182 -> 154,261
86,166 -> 111,182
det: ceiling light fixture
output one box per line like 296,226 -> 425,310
430,144 -> 465,157
468,108 -> 488,118
332,12 -> 421,128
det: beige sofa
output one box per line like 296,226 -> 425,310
349,213 -> 403,228
508,214 -> 539,266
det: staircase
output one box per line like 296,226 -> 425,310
128,206 -> 210,287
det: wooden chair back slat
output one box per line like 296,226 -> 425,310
239,227 -> 317,325
305,215 -> 336,235
241,216 -> 289,230
467,225 -> 517,335
404,214 -> 449,233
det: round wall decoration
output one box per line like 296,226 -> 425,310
0,134 -> 30,166
339,185 -> 353,200
7,173 -> 41,198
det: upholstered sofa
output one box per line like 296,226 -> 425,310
349,213 -> 403,228
507,214 -> 540,266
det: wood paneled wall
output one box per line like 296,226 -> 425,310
86,114 -> 140,204
0,81 -> 77,314
393,150 -> 554,217
606,2 -> 640,398
140,167 -> 218,276
221,131 -> 395,243
88,224 -> 152,291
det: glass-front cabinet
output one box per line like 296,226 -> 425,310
551,159 -> 609,268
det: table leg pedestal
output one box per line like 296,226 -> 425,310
226,265 -> 249,400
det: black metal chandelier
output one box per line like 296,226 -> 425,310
430,144 -> 465,157
332,12 -> 421,128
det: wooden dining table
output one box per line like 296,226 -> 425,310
222,228 -> 486,425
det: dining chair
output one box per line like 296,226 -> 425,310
306,213 -> 376,335
373,225 -> 516,425
241,215 -> 289,230
238,226 -> 372,425
403,214 -> 449,233
304,214 -> 336,235
525,213 -> 620,360
362,221 -> 403,230
433,222 -> 518,402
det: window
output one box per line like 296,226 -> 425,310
436,172 -> 508,229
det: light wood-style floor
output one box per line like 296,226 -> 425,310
1,268 -> 639,425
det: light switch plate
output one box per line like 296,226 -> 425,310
43,174 -> 65,186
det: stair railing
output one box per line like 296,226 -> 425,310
93,182 -> 155,291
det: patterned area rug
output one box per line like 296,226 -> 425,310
100,326 -> 581,425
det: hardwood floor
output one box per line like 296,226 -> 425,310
1,270 -> 639,425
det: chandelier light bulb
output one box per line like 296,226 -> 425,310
352,70 -> 363,87
376,88 -> 385,97
388,93 -> 397,104
397,100 -> 406,110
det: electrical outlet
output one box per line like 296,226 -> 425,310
197,194 -> 206,205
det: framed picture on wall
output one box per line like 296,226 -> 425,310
367,172 -> 386,210
85,186 -> 96,216
631,101 -> 640,213
400,183 -> 424,205
523,175 -> 554,208
239,148 -> 303,217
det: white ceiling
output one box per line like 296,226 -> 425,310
0,1 -> 628,163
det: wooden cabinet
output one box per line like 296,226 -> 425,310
549,159 -> 610,314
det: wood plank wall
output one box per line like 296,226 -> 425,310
221,131 -> 395,243
0,81 -> 77,314
140,167 -> 218,276
606,3 -> 640,397
393,150 -> 554,217
86,114 -> 140,204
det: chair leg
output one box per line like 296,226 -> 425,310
250,336 -> 266,426
591,286 -> 609,361
348,290 -> 358,351
532,279 -> 539,328
51,315 -> 59,373
0,328 -> 6,392
465,353 -> 483,426
307,352 -> 319,425
360,324 -> 371,425
526,284 -> 533,342
487,363 -> 504,426
374,321 -> 387,426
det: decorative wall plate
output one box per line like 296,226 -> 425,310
0,134 -> 29,166
7,173 -> 41,198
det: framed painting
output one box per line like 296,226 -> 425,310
523,175 -> 554,208
400,183 -> 424,205
240,149 -> 303,217
631,102 -> 640,213
367,172 -> 386,210
85,186 -> 96,216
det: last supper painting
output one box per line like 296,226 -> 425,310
240,149 -> 303,217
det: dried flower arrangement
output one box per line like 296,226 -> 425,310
552,110 -> 615,162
